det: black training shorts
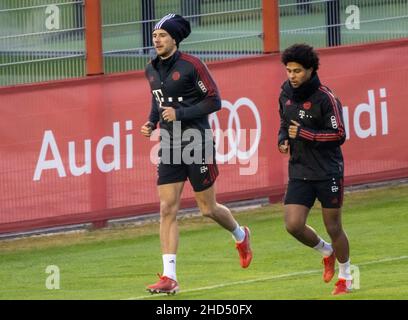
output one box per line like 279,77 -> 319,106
284,177 -> 344,209
157,147 -> 219,192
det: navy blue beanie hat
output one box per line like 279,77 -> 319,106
154,14 -> 191,46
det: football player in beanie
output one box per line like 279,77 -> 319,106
141,14 -> 253,295
278,43 -> 352,295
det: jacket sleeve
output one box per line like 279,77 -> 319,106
295,95 -> 346,148
148,96 -> 160,130
278,98 -> 289,146
175,60 -> 221,120
145,65 -> 160,130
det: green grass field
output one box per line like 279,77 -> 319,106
0,183 -> 407,300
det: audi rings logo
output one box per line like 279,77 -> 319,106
209,97 -> 261,163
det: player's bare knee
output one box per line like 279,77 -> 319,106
325,224 -> 343,240
160,202 -> 178,218
285,222 -> 304,237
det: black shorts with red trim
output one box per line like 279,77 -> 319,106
157,146 -> 219,192
284,177 -> 344,209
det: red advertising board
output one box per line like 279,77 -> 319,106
1,40 -> 408,234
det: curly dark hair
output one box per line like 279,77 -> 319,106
281,43 -> 319,72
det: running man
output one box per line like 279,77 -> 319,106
278,43 -> 352,295
141,14 -> 252,295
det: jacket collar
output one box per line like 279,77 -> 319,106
151,50 -> 181,70
282,73 -> 321,102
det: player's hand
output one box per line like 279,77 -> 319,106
161,106 -> 176,122
288,120 -> 300,139
278,140 -> 289,154
140,121 -> 154,137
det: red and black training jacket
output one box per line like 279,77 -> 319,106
145,50 -> 220,150
278,74 -> 346,180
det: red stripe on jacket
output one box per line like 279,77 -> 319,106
179,53 -> 218,97
301,86 -> 345,141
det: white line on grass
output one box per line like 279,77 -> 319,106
125,255 -> 408,300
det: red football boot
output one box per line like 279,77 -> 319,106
235,226 -> 253,268
146,274 -> 179,295
332,278 -> 352,295
322,252 -> 336,283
